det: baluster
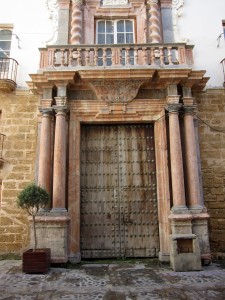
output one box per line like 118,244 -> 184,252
61,49 -> 65,66
85,48 -> 90,66
103,48 -> 107,66
134,47 -> 138,65
119,47 -> 123,65
48,49 -> 54,67
53,50 -> 57,66
126,47 -> 131,65
150,47 -> 156,65
94,48 -> 98,66
159,46 -> 164,66
167,46 -> 173,65
68,49 -> 73,67
143,47 -> 148,65
111,48 -> 115,66
77,48 -> 82,66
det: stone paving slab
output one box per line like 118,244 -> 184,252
0,260 -> 225,299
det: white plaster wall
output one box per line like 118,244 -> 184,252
0,0 -> 53,88
178,0 -> 225,88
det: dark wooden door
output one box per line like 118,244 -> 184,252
80,124 -> 159,258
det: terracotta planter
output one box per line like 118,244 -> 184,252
22,248 -> 51,274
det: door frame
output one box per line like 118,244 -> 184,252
67,103 -> 171,263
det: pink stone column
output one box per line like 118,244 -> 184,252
148,0 -> 162,43
183,101 -> 202,211
38,108 -> 53,194
70,0 -> 83,44
166,103 -> 187,212
52,107 -> 68,212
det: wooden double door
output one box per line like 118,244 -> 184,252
80,124 -> 159,258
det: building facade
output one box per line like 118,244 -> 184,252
1,0 -> 225,270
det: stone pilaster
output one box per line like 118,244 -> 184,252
70,0 -> 84,44
148,0 -> 162,43
57,0 -> 71,44
38,108 -> 53,195
51,102 -> 69,212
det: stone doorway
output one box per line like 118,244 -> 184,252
80,124 -> 159,258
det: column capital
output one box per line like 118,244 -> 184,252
53,105 -> 70,115
183,96 -> 197,113
165,103 -> 182,113
39,107 -> 54,115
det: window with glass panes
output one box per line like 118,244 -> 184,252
0,30 -> 12,59
96,20 -> 134,66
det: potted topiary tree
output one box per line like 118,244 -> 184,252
17,182 -> 51,273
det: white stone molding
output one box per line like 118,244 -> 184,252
148,0 -> 162,43
172,0 -> 188,42
70,0 -> 84,44
45,0 -> 59,45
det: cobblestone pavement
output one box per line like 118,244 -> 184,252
0,259 -> 225,299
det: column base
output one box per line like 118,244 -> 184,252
158,251 -> 170,263
189,204 -> 204,213
50,207 -> 68,215
171,205 -> 188,214
69,252 -> 81,264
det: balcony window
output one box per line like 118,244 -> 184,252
96,19 -> 134,66
0,29 -> 12,59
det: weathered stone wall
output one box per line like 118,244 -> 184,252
0,90 -> 39,255
195,88 -> 225,258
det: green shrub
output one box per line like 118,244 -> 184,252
17,183 -> 50,250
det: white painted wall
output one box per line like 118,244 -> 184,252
0,0 -> 53,88
1,0 -> 225,88
178,0 -> 225,88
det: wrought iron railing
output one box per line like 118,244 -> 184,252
0,58 -> 18,83
39,43 -> 194,69
0,134 -> 6,159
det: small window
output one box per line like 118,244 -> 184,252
0,29 -> 12,58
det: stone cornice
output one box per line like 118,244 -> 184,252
28,68 -> 208,94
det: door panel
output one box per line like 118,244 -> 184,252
80,124 -> 159,258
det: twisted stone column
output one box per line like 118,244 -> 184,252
148,0 -> 162,43
52,105 -> 69,212
166,101 -> 187,212
70,0 -> 84,44
38,108 -> 53,194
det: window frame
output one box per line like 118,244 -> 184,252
0,24 -> 13,59
96,19 -> 135,45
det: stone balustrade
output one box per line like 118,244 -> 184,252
39,43 -> 194,69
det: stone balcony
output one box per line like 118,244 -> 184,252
39,43 -> 194,69
30,43 -> 208,95
0,58 -> 18,92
